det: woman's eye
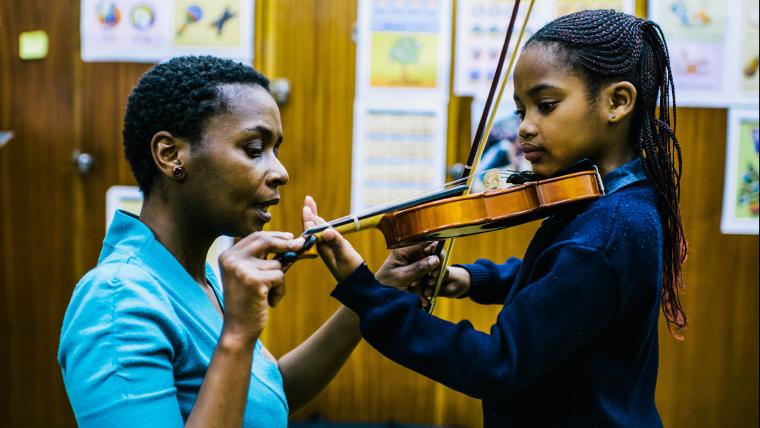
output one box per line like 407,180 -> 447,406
538,101 -> 556,113
244,145 -> 262,158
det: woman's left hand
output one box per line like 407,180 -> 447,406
303,196 -> 364,282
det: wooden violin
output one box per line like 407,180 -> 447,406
280,163 -> 604,262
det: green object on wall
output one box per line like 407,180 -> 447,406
19,30 -> 49,60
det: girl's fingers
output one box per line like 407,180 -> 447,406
389,255 -> 440,285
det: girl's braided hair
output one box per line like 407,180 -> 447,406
527,10 -> 687,336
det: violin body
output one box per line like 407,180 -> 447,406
376,170 -> 604,248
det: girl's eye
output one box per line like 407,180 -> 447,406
538,101 -> 556,113
514,109 -> 525,120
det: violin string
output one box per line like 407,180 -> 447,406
320,172 -> 493,229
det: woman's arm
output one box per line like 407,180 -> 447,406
187,231 -> 303,427
277,305 -> 360,413
277,197 -> 441,412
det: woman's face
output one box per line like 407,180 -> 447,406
512,44 -> 611,177
182,83 -> 288,237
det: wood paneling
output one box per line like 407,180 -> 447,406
656,108 -> 759,428
0,0 -> 757,427
0,1 -> 79,426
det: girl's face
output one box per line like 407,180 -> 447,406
182,84 -> 289,237
513,44 -> 613,177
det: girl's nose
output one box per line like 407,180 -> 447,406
518,119 -> 538,142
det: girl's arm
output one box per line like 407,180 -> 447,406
457,257 -> 522,304
331,244 -> 620,399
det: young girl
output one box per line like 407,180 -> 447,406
317,9 -> 688,427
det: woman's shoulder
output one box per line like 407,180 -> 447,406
68,260 -> 178,323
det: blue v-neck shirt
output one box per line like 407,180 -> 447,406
58,210 -> 288,427
332,157 -> 664,427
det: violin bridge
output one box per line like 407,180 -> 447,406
482,168 -> 504,190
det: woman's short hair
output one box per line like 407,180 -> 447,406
122,56 -> 270,195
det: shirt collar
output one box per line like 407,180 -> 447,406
100,210 -> 225,316
602,156 -> 648,195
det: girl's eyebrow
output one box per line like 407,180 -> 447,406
526,83 -> 561,97
514,83 -> 562,103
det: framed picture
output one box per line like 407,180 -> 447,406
721,107 -> 759,235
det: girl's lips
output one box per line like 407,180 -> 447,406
521,145 -> 544,162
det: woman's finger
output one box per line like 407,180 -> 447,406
244,234 -> 305,259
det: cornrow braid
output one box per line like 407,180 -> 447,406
527,10 -> 688,337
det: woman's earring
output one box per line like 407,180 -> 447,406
172,166 -> 185,178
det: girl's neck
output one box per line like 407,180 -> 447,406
595,150 -> 636,177
139,195 -> 215,284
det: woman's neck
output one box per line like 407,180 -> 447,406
139,195 -> 215,284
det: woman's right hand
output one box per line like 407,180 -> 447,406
217,231 -> 305,345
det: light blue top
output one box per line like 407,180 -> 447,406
58,210 -> 288,428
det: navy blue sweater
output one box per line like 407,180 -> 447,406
332,158 -> 664,427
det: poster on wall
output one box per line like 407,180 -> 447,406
721,108 -> 759,235
350,101 -> 448,212
355,0 -> 452,98
105,186 -> 234,278
352,0 -> 452,211
649,0 -> 739,107
81,0 -> 254,63
729,0 -> 759,105
453,0 -> 634,99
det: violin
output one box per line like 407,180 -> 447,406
280,162 -> 604,262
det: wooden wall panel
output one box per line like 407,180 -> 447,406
0,1 -> 79,426
656,108 -> 759,427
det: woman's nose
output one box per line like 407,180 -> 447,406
267,155 -> 289,187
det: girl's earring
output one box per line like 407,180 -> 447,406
610,112 -> 617,120
172,166 -> 185,178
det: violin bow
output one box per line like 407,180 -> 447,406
427,0 -> 536,313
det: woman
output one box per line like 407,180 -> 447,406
57,56 -> 437,428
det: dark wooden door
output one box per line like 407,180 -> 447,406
1,1 -> 79,426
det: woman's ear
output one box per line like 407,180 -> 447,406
604,81 -> 637,123
150,131 -> 190,180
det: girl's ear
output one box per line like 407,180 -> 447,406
150,131 -> 190,180
604,81 -> 637,123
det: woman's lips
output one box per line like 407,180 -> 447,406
253,199 -> 278,223
253,206 -> 272,222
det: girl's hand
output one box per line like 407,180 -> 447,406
218,231 -> 304,344
303,196 -> 364,282
375,242 -> 441,290
419,265 -> 471,302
